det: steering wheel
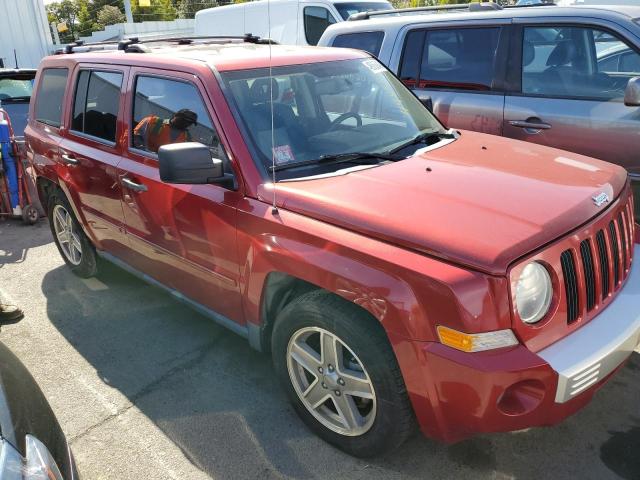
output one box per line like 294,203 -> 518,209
329,112 -> 362,130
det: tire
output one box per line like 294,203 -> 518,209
48,192 -> 98,278
272,290 -> 415,457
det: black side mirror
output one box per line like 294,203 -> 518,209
624,77 -> 640,107
158,142 -> 232,187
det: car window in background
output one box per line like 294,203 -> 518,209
334,2 -> 392,20
399,28 -> 501,91
132,75 -> 227,163
0,79 -> 33,100
34,68 -> 68,127
522,26 -> 640,99
333,31 -> 385,56
304,7 -> 337,46
71,70 -> 123,143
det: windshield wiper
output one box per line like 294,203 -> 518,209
388,131 -> 455,155
270,151 -> 401,172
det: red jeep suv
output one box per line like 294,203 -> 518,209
27,37 -> 639,457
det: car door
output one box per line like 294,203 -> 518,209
57,65 -> 130,258
117,68 -> 244,322
393,21 -> 510,135
301,4 -> 339,45
503,23 -> 640,177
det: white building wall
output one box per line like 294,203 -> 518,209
0,0 -> 53,68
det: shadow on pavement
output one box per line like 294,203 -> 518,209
42,262 -> 640,479
0,219 -> 51,268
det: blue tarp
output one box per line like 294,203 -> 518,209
0,120 -> 18,209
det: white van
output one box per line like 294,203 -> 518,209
194,0 -> 393,46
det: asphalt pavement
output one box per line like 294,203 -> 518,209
0,218 -> 638,480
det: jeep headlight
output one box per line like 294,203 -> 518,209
515,262 -> 553,324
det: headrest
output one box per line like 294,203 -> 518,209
249,78 -> 279,104
546,40 -> 577,67
523,40 -> 535,68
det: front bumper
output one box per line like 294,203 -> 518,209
538,245 -> 640,403
400,245 -> 640,443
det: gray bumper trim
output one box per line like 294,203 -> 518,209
538,245 -> 640,403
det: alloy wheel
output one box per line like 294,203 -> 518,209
286,326 -> 376,436
52,205 -> 83,266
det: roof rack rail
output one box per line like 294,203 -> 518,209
55,34 -> 277,55
348,2 -> 502,21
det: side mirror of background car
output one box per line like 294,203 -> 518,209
624,77 -> 640,107
158,142 -> 233,188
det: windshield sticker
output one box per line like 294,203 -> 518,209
363,59 -> 386,74
273,145 -> 296,165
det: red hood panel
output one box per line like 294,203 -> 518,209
269,131 -> 628,275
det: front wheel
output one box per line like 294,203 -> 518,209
48,193 -> 98,278
272,291 -> 415,457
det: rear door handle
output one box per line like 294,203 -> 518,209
508,120 -> 552,131
61,153 -> 79,165
122,177 -> 148,193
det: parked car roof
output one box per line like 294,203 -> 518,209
45,43 -> 369,71
326,5 -> 640,33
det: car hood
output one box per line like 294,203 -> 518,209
264,131 -> 628,275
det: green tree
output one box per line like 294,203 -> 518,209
177,0 -> 218,19
96,5 -> 126,28
132,0 -> 178,21
47,0 -> 80,42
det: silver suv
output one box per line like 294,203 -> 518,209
319,4 -> 640,219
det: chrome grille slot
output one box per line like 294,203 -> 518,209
580,239 -> 596,311
561,250 -> 579,324
609,221 -> 620,287
618,213 -> 628,273
596,230 -> 610,300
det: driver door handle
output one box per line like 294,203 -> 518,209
61,153 -> 79,165
509,120 -> 552,130
122,177 -> 148,193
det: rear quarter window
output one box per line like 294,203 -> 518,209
34,68 -> 69,127
332,31 -> 385,56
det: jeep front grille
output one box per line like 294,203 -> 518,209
560,194 -> 635,325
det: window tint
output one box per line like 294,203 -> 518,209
304,7 -> 337,46
400,28 -> 500,91
522,26 -> 640,99
34,68 -> 68,127
71,70 -> 123,143
333,31 -> 385,56
420,28 -> 500,91
399,30 -> 425,88
132,76 -> 226,162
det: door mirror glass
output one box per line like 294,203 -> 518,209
624,77 -> 640,107
158,142 -> 224,184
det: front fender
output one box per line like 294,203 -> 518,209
237,198 -> 511,342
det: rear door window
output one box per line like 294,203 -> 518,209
304,6 -> 337,46
71,70 -> 123,143
34,68 -> 69,127
333,31 -> 385,56
399,27 -> 501,91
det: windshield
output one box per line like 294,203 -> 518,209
222,58 -> 445,180
0,78 -> 33,101
334,2 -> 392,20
